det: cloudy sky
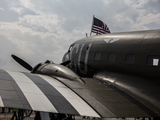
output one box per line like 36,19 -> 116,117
0,0 -> 160,72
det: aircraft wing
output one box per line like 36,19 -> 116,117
0,69 -> 160,118
0,69 -> 100,118
54,73 -> 160,118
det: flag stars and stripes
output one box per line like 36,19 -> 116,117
91,16 -> 110,35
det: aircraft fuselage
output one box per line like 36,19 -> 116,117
63,29 -> 160,79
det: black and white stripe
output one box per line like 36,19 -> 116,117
0,70 -> 100,117
39,75 -> 100,117
24,73 -> 79,115
6,70 -> 58,113
0,69 -> 31,109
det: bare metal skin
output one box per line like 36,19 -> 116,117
63,29 -> 160,78
9,29 -> 160,117
32,62 -> 85,84
62,29 -> 160,115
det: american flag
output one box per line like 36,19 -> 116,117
91,17 -> 110,35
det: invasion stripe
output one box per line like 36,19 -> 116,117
0,96 -> 4,107
24,73 -> 79,115
6,71 -> 57,113
39,75 -> 100,118
0,69 -> 31,109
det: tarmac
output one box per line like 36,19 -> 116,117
0,108 -> 155,120
0,108 -> 35,120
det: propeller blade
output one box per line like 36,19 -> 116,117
60,60 -> 71,66
11,54 -> 33,71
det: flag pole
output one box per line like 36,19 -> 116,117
90,15 -> 94,36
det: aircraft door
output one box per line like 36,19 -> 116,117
67,42 -> 93,75
78,43 -> 92,75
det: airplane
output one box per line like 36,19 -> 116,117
0,29 -> 160,119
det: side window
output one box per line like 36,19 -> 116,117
108,54 -> 116,62
94,52 -> 101,60
125,54 -> 135,64
147,56 -> 159,66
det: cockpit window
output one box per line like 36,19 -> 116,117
68,45 -> 73,52
65,53 -> 70,61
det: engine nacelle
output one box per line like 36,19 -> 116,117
31,60 -> 85,84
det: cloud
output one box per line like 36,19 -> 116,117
124,0 -> 150,8
10,7 -> 24,14
111,0 -> 160,31
0,0 -> 160,71
18,14 -> 59,32
0,7 -> 4,11
0,16 -> 80,67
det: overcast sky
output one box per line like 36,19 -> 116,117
0,0 -> 160,72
